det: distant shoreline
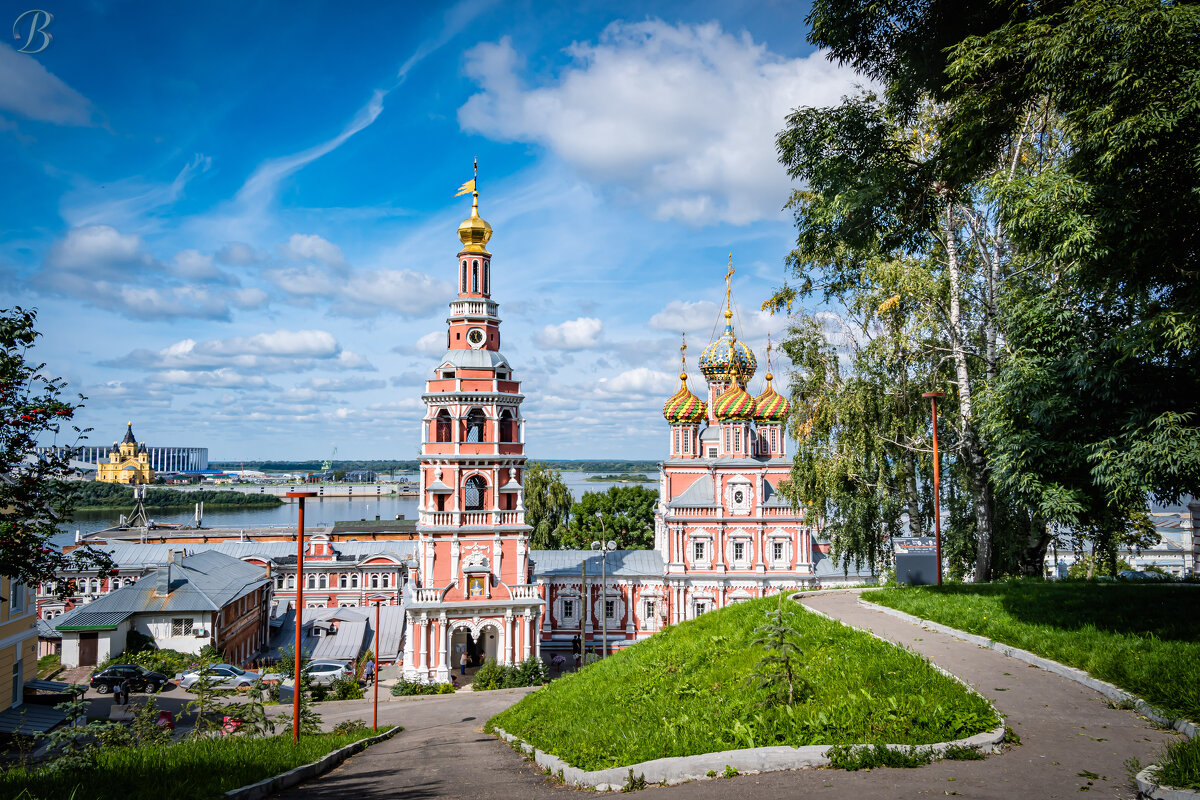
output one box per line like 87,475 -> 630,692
584,474 -> 654,482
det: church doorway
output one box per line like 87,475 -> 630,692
448,622 -> 503,675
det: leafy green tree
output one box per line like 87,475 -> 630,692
560,486 -> 658,550
1,307 -> 113,590
801,0 -> 1200,566
523,461 -> 573,549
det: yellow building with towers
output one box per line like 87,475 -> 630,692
97,422 -> 155,484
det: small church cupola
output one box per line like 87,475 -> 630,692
662,333 -> 707,458
698,257 -> 757,394
753,334 -> 789,458
122,421 -> 137,445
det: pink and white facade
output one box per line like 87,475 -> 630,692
402,186 -> 542,683
403,189 -> 871,681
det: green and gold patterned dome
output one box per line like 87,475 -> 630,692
662,333 -> 707,424
754,376 -> 789,423
713,373 -> 756,421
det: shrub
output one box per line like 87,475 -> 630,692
472,660 -> 508,691
390,679 -> 454,696
330,675 -> 364,701
332,719 -> 369,735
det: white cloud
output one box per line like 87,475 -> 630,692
217,242 -> 263,266
597,367 -> 676,397
458,21 -> 865,225
281,233 -> 346,268
158,369 -> 273,389
0,43 -> 93,125
266,264 -> 454,319
113,329 -> 375,374
534,317 -> 604,350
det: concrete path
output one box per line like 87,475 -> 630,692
281,592 -> 1182,799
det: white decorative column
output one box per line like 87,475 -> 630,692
418,615 -> 429,678
436,613 -> 448,681
504,610 -> 514,664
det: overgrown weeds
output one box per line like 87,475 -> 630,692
826,744 -> 935,770
1151,736 -> 1200,791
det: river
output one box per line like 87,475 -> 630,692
53,471 -> 658,545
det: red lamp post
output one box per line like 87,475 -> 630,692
372,599 -> 382,732
921,393 -> 946,585
286,491 -> 317,744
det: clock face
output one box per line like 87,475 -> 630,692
467,328 -> 486,349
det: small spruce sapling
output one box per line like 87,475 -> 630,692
748,591 -> 810,706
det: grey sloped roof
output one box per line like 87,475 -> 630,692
762,481 -> 795,509
311,618 -> 367,661
37,618 -> 61,638
274,605 -> 405,662
56,550 -> 268,628
86,540 -> 417,570
437,349 -> 511,370
530,549 -> 665,577
667,475 -> 716,508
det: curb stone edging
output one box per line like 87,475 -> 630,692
491,723 -> 1006,791
222,726 -> 400,800
492,596 -> 1004,792
857,598 -> 1200,740
1136,766 -> 1200,800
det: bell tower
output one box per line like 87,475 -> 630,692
404,164 -> 543,683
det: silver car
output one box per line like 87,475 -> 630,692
177,663 -> 261,691
301,660 -> 354,687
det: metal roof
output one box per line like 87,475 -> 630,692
530,549 -> 665,577
310,618 -> 367,662
36,618 -> 61,639
437,349 -> 511,370
82,540 -> 418,571
0,703 -> 66,735
270,605 -> 406,662
55,550 -> 269,631
54,610 -> 132,631
667,475 -> 715,508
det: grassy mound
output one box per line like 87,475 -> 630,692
867,581 -> 1200,720
490,596 -> 997,771
1,728 -> 387,800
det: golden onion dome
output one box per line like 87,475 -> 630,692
458,198 -> 492,254
754,372 -> 789,424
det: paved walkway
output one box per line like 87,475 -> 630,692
282,592 -> 1182,799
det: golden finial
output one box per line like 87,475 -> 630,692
765,333 -> 774,383
724,254 -> 735,321
456,157 -> 492,254
680,331 -> 688,381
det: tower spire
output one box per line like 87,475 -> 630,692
456,158 -> 492,254
679,331 -> 688,381
765,333 -> 774,384
724,253 -> 735,322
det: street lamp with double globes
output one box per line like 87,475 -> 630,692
590,525 -> 617,659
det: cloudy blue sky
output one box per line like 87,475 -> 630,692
2,1 -> 864,460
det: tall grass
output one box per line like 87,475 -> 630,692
1155,736 -> 1200,790
1,729 -> 385,800
867,582 -> 1200,720
489,596 -> 997,771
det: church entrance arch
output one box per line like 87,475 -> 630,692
446,619 -> 503,672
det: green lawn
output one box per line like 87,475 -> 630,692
489,596 -> 998,771
866,582 -> 1200,720
1,728 -> 388,800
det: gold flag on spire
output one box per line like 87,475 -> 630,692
453,178 -> 475,197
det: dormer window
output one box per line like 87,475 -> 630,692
442,370 -> 455,379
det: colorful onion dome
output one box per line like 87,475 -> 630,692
663,332 -> 707,424
713,370 -> 756,421
663,383 -> 707,424
754,376 -> 789,423
699,320 -> 757,384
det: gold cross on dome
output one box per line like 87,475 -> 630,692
724,254 -> 735,304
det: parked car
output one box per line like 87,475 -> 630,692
90,664 -> 168,695
1117,569 -> 1171,581
301,660 -> 354,686
177,663 -> 261,692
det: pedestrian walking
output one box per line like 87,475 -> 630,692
459,651 -> 468,675
363,658 -> 375,684
116,677 -> 131,706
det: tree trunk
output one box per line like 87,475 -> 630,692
944,204 -> 994,582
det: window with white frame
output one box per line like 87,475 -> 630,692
734,428 -> 742,451
692,540 -> 706,562
773,541 -> 785,562
733,541 -> 746,564
339,574 -> 347,588
642,599 -> 656,621
171,617 -> 194,636
694,601 -> 709,617
307,574 -> 316,589
351,574 -> 359,588
318,574 -> 327,589
604,599 -> 616,621
562,598 -> 575,622
683,432 -> 690,454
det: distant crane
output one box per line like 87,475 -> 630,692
321,445 -> 337,473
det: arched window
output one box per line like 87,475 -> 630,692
499,409 -> 515,443
382,574 -> 390,588
483,261 -> 490,294
307,574 -> 316,589
464,475 -> 487,510
465,408 -> 486,442
461,260 -> 468,293
435,409 -> 452,443
339,574 -> 348,588
286,575 -> 295,589
351,574 -> 359,588
472,260 -> 479,292
318,574 -> 327,589
370,574 -> 379,589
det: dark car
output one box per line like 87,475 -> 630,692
90,664 -> 168,694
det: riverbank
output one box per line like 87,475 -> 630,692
62,482 -> 284,510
